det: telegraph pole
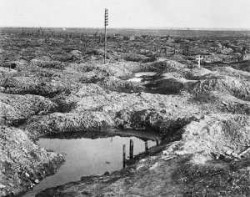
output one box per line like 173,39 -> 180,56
104,8 -> 108,64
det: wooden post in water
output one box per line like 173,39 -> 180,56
123,144 -> 126,168
129,139 -> 134,159
104,8 -> 108,64
145,141 -> 149,153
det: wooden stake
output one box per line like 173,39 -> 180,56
129,139 -> 134,159
123,144 -> 126,168
145,141 -> 149,153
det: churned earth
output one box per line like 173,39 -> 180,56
34,62 -> 250,197
0,30 -> 250,197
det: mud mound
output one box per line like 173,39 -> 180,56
143,60 -> 188,73
191,91 -> 250,115
85,49 -> 117,61
74,83 -> 107,97
180,114 -> 250,157
70,50 -> 82,60
142,60 -> 212,80
99,77 -> 144,93
214,66 -> 250,81
146,77 -> 197,94
0,126 -> 64,196
86,49 -> 105,56
232,60 -> 250,72
72,61 -> 141,79
0,93 -> 57,126
0,76 -> 69,97
24,111 -> 115,137
97,62 -> 141,78
115,107 -> 200,139
191,76 -> 250,101
51,84 -> 106,112
186,67 -> 213,80
30,59 -> 65,69
174,157 -> 250,196
79,70 -> 108,83
142,67 -> 211,95
123,53 -> 155,62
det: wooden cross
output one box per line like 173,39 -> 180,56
196,55 -> 203,68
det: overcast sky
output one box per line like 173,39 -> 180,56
0,0 -> 250,29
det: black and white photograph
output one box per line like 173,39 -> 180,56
0,0 -> 250,196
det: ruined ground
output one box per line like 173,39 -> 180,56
0,28 -> 250,196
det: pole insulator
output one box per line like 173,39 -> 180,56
105,9 -> 109,27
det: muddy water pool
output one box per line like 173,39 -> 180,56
24,135 -> 156,196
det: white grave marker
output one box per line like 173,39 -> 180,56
196,55 -> 203,68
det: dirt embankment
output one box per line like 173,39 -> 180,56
0,126 -> 64,196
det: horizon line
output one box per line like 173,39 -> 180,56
1,26 -> 250,31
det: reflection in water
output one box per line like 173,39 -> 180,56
24,136 -> 155,197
